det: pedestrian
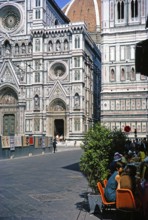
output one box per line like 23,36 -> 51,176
53,138 -> 57,153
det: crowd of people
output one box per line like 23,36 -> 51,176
104,138 -> 148,219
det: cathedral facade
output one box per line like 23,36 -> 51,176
0,0 -> 101,146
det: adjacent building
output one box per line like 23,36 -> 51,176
64,0 -> 148,139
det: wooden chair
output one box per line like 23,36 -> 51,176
103,179 -> 108,188
116,188 -> 138,220
97,182 -> 116,213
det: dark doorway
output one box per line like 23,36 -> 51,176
3,114 -> 15,136
54,119 -> 64,137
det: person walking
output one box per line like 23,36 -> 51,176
53,138 -> 57,153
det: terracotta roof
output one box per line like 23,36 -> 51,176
63,0 -> 101,32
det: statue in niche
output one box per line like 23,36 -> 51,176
34,95 -> 40,108
55,68 -> 64,77
5,44 -> 11,56
56,41 -> 61,51
74,93 -> 80,108
64,40 -> 68,50
48,42 -> 53,51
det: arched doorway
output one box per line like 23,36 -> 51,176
54,119 -> 64,137
0,87 -> 18,136
48,98 -> 67,140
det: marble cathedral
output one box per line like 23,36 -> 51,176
0,0 -> 101,146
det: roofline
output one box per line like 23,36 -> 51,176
50,0 -> 70,23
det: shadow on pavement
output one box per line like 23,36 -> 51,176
62,162 -> 80,172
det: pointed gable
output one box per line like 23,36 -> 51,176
0,60 -> 19,89
49,80 -> 67,102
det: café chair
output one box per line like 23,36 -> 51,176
116,188 -> 137,220
103,179 -> 108,187
97,182 -> 116,213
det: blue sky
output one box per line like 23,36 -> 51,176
55,0 -> 70,8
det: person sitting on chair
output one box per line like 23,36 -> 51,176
104,161 -> 124,202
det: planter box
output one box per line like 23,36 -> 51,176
88,193 -> 102,214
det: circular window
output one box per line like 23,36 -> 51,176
0,5 -> 21,31
50,62 -> 66,79
3,12 -> 20,30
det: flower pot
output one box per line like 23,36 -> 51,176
87,193 -> 102,214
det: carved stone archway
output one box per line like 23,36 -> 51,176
47,99 -> 67,140
0,87 -> 18,135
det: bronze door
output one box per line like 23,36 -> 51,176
3,114 -> 15,136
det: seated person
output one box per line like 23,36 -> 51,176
104,161 -> 124,202
137,145 -> 146,162
120,165 -> 137,193
108,152 -> 122,176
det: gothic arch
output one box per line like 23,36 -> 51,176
0,86 -> 18,104
49,99 -> 66,112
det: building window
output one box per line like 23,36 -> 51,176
75,36 -> 80,48
35,9 -> 40,19
121,68 -> 126,81
35,39 -> 40,51
131,0 -> 138,18
130,45 -> 135,59
74,57 -> 80,67
131,67 -> 136,80
26,119 -> 32,132
110,1 -> 114,20
35,60 -> 40,70
74,70 -> 80,80
117,0 -> 124,19
34,118 -> 40,131
74,118 -> 80,131
120,46 -> 125,60
110,68 -> 115,81
36,0 -> 40,7
35,72 -> 40,82
110,47 -> 115,61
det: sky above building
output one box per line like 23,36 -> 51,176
55,0 -> 70,8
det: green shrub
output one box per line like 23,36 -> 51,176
80,123 -> 112,192
80,123 -> 127,192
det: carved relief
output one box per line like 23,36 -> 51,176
111,100 -> 115,110
50,99 -> 66,112
0,93 -> 17,104
2,68 -> 15,84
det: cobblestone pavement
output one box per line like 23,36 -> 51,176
0,149 -> 107,220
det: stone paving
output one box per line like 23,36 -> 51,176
0,149 -> 106,220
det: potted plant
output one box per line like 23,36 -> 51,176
79,123 -> 113,213
79,123 -> 127,213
